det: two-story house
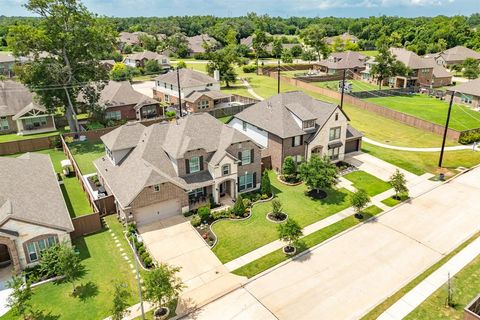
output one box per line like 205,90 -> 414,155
230,91 -> 362,172
123,51 -> 170,70
94,113 -> 261,227
388,48 -> 435,88
425,46 -> 480,68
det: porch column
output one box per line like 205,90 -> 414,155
16,119 -> 24,134
213,183 -> 220,204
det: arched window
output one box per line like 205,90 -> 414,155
24,234 -> 59,263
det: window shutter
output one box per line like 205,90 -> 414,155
237,177 -> 240,192
250,149 -> 254,163
291,137 -> 295,147
185,159 -> 190,174
253,172 -> 257,186
203,187 -> 207,195
199,156 -> 204,171
238,152 -> 242,166
300,135 -> 303,145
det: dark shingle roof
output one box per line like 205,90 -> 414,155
154,68 -> 218,87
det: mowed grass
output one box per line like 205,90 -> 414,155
0,130 -> 59,143
212,171 -> 352,263
362,142 -> 480,175
233,205 -> 383,278
406,254 -> 480,320
68,140 -> 105,174
313,79 -> 379,92
365,94 -> 480,131
1,215 -> 138,320
381,194 -> 409,207
343,171 -> 391,196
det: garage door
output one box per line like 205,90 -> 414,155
135,199 -> 181,226
345,139 -> 360,154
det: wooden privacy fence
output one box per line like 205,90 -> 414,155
270,72 -> 466,141
70,212 -> 102,239
0,135 -> 59,156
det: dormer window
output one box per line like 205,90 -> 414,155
303,120 -> 315,130
186,156 -> 203,174
153,184 -> 160,192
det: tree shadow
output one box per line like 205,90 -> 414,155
59,183 -> 75,218
72,281 -> 99,301
271,184 -> 283,195
292,241 -> 313,263
29,309 -> 61,320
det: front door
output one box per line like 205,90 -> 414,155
219,181 -> 227,197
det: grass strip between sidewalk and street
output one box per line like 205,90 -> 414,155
232,205 -> 383,278
361,231 -> 480,320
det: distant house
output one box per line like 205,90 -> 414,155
324,33 -> 359,46
448,78 -> 480,108
230,91 -> 362,172
0,81 -> 57,135
94,113 -> 261,226
429,59 -> 453,87
0,54 -> 16,78
426,46 -> 480,68
99,59 -> 116,71
0,153 -> 74,273
186,34 -> 219,57
239,34 -> 298,55
123,51 -> 170,70
94,81 -> 163,121
117,31 -> 148,51
183,90 -> 234,113
240,35 -> 254,48
315,51 -> 367,75
387,48 -> 438,88
153,68 -> 220,105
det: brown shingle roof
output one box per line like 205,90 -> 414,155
154,68 -> 218,87
187,34 -> 218,54
450,78 -> 480,97
184,89 -> 231,103
390,48 -> 435,70
431,46 -> 480,63
0,81 -> 37,117
125,51 -> 168,62
99,80 -> 158,109
317,51 -> 366,70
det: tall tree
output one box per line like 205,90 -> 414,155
252,29 -> 271,74
462,57 -> 480,79
206,45 -> 237,87
298,155 -> 337,194
300,24 -> 329,61
370,46 -> 410,90
8,0 -> 117,132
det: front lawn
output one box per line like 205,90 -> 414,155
365,94 -> 480,131
362,142 -> 480,176
233,205 -> 383,278
0,130 -> 59,143
68,140 -> 105,174
1,215 -> 138,320
406,254 -> 480,320
343,171 -> 391,196
381,194 -> 409,207
212,171 -> 352,263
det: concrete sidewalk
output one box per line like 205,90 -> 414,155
377,235 -> 480,320
242,79 -> 264,101
363,137 -> 476,152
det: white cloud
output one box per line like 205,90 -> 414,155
295,0 -> 456,9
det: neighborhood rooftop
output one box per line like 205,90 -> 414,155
450,78 -> 480,96
98,80 -> 158,109
0,80 -> 46,117
390,47 -> 436,69
154,68 -> 218,87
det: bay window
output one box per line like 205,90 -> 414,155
25,235 -> 58,263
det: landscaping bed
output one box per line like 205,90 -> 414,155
125,223 -> 155,269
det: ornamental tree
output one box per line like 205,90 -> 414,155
282,156 -> 297,181
277,219 -> 303,249
370,46 -> 411,90
350,189 -> 370,218
389,169 -> 409,199
7,276 -> 32,320
111,282 -> 131,320
298,155 -> 337,194
143,264 -> 184,312
260,170 -> 272,196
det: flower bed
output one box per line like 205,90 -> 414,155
277,174 -> 302,186
125,223 -> 154,269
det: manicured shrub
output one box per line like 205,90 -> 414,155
137,246 -> 146,256
282,156 -> 297,181
190,215 -> 201,227
143,257 -> 153,268
232,194 -> 246,216
459,131 -> 480,145
261,194 -> 269,200
165,110 -> 176,118
127,223 -> 137,235
211,209 -> 230,220
260,171 -> 272,196
197,206 -> 211,222
183,211 -> 194,217
141,251 -> 150,261
242,64 -> 257,73
242,198 -> 252,208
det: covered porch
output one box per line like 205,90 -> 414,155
214,178 -> 236,206
12,103 -> 56,136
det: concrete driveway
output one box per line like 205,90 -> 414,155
138,216 -> 245,314
183,166 -> 480,320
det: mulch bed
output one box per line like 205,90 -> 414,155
306,189 -> 327,200
267,212 -> 288,223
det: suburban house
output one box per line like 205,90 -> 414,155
324,32 -> 359,46
240,35 -> 298,54
153,68 -> 220,105
99,59 -> 116,71
0,81 -> 56,135
425,46 -> 480,67
0,54 -> 16,78
230,91 -> 363,172
429,59 -> 453,87
123,51 -> 170,70
117,31 -> 148,51
0,153 -> 74,273
90,81 -> 163,121
449,78 -> 480,108
183,90 -> 235,113
94,113 -> 261,226
315,51 -> 367,75
186,34 -> 219,57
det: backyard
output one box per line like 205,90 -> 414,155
1,215 -> 139,320
0,130 -> 60,143
365,94 -> 480,131
212,171 -> 353,263
313,79 -> 379,92
68,140 -> 105,174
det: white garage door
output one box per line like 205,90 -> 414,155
135,199 -> 181,226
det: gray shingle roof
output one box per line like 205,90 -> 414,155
0,54 -> 15,64
390,48 -> 435,70
430,46 -> 480,63
234,91 -> 339,138
317,51 -> 366,70
101,122 -> 146,152
0,153 -> 73,232
0,81 -> 42,117
154,68 -> 218,87
184,89 -> 231,103
187,34 -> 218,54
450,78 -> 480,97
125,51 -> 168,62
99,80 -> 158,109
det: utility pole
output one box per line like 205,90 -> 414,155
340,69 -> 346,109
132,236 -> 145,319
277,59 -> 281,94
439,91 -> 455,168
176,67 -> 183,117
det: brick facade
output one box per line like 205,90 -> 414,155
227,141 -> 262,186
130,182 -> 189,211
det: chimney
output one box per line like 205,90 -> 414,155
214,70 -> 220,81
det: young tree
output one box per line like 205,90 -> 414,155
271,199 -> 284,220
143,264 -> 184,315
57,243 -> 85,294
8,0 -> 117,132
370,46 -> 410,90
462,57 -> 480,79
298,155 -> 337,194
252,30 -> 271,74
260,170 -> 272,196
7,276 -> 32,320
281,50 -> 293,63
290,45 -> 303,58
277,219 -> 303,250
389,169 -> 409,199
176,60 -> 187,69
350,189 -> 370,218
282,156 -> 297,181
272,39 -> 283,58
300,24 -> 329,61
111,282 -> 131,320
110,63 -> 133,81
232,194 -> 246,216
144,59 -> 161,74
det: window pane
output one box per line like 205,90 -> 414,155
47,236 -> 56,247
189,156 -> 200,173
37,239 -> 47,251
27,243 -> 38,261
241,151 -> 251,165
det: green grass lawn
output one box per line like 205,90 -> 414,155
313,79 -> 379,92
233,205 -> 383,278
381,194 -> 409,207
362,232 -> 480,320
171,61 -> 208,73
221,83 -> 256,99
365,94 -> 480,131
1,215 -> 138,320
212,171 -> 352,263
343,171 -> 391,196
68,140 -> 105,174
0,131 -> 59,143
406,254 -> 480,320
362,142 -> 480,176
359,50 -> 379,57
218,116 -> 232,124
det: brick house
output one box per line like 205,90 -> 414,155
94,113 -> 261,227
425,46 -> 480,68
388,48 -> 435,88
315,51 -> 367,75
153,68 -> 220,105
230,91 -> 362,172
448,78 -> 480,108
183,90 -> 233,113
0,153 -> 74,273
186,34 -> 219,57
123,51 -> 170,70
93,81 -> 163,121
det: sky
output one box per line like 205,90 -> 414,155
1,0 -> 479,18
